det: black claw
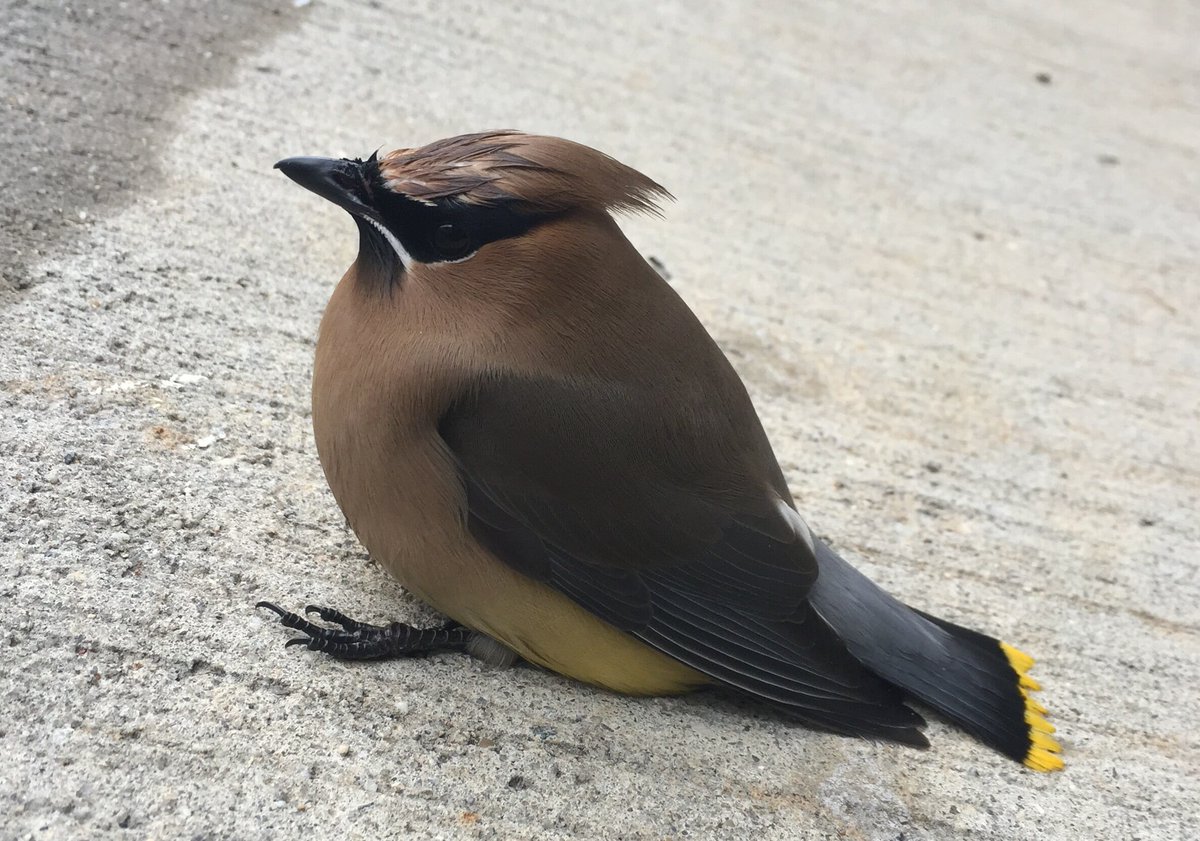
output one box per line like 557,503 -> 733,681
304,605 -> 368,633
256,599 -> 474,661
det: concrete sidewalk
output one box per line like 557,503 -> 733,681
2,1 -> 1197,838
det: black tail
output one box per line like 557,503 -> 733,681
808,539 -> 1062,771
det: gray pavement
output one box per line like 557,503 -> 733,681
2,1 -> 1198,839
0,0 -> 295,289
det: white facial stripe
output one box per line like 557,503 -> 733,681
361,214 -> 413,270
424,250 -> 479,266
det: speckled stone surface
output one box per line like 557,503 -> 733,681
2,1 -> 1197,838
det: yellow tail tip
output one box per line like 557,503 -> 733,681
1025,747 -> 1065,772
1000,642 -> 1035,672
1025,710 -> 1056,734
1002,641 -> 1065,772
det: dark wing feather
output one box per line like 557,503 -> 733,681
442,373 -> 926,742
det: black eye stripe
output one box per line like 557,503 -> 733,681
367,187 -> 543,265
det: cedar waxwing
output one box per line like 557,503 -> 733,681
262,131 -> 1062,771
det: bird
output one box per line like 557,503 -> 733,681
263,130 -> 1062,772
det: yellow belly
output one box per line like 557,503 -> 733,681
400,547 -> 709,696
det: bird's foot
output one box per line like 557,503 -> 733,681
256,601 -> 471,660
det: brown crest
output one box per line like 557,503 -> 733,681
376,131 -> 671,216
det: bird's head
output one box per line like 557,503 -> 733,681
275,131 -> 670,293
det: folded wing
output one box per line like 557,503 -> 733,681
440,372 -> 926,743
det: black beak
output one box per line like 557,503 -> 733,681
274,156 -> 377,219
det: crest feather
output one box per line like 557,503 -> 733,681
377,131 -> 671,216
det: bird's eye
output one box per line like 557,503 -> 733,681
433,223 -> 473,260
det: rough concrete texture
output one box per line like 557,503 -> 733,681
0,0 -> 297,286
2,0 -> 1198,839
